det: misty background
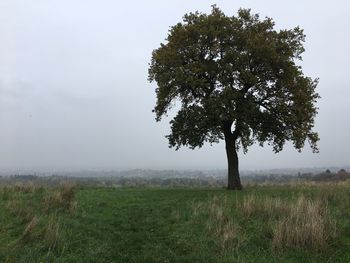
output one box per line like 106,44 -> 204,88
0,0 -> 349,173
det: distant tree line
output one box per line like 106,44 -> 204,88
1,169 -> 349,187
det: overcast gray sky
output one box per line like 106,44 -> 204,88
0,0 -> 349,172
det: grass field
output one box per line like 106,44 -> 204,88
1,182 -> 350,262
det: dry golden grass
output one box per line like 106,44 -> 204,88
258,179 -> 350,189
43,182 -> 76,213
241,194 -> 289,219
240,194 -> 337,252
0,183 -> 44,197
43,215 -> 61,249
20,216 -> 39,242
192,196 -> 242,250
191,192 -> 337,253
14,182 -> 35,193
6,197 -> 34,223
58,182 -> 75,203
69,200 -> 78,215
272,196 -> 336,252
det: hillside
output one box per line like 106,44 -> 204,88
1,183 -> 350,262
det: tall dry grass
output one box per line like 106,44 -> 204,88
1,183 -> 71,252
1,183 -> 44,202
6,197 -> 34,223
43,215 -> 61,249
241,194 -> 288,219
192,196 -> 242,250
20,216 -> 39,242
190,193 -> 337,253
241,194 -> 337,252
271,196 -> 336,252
43,182 -> 77,213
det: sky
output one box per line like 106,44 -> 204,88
0,0 -> 349,172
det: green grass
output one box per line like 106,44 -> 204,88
1,183 -> 350,262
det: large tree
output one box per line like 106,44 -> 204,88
148,6 -> 319,190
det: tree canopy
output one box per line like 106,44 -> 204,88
148,6 -> 319,189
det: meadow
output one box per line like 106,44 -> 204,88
1,182 -> 350,262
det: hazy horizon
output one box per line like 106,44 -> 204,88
1,1 -> 349,171
1,165 -> 349,176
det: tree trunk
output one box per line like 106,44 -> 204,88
224,130 -> 243,190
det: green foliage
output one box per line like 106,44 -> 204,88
149,6 -> 319,153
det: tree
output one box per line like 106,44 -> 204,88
148,6 -> 320,190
